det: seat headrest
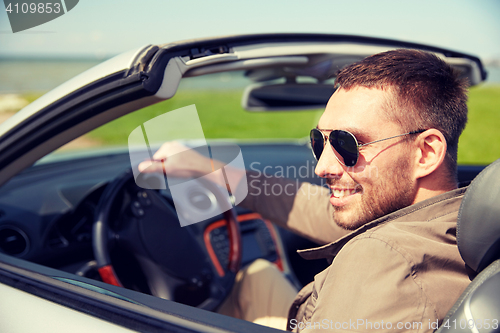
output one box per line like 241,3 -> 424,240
458,158 -> 500,273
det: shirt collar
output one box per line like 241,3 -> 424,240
297,187 -> 467,260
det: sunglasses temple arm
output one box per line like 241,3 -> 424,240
358,130 -> 426,147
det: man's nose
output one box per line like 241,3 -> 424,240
314,142 -> 344,179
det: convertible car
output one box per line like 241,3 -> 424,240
0,34 -> 498,332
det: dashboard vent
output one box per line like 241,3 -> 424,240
0,226 -> 29,256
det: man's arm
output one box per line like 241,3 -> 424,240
139,142 -> 349,244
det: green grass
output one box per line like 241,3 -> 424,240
457,85 -> 500,165
87,90 -> 324,144
21,84 -> 500,164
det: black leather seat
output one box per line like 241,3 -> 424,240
436,158 -> 500,333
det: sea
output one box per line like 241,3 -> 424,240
1,58 -> 499,94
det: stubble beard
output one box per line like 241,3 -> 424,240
332,159 -> 417,231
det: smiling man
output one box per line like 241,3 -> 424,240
312,86 -> 422,230
140,49 -> 471,332
313,88 -> 443,231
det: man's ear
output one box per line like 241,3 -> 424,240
413,129 -> 447,180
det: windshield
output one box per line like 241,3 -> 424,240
4,64 -> 500,166
47,70 -> 324,154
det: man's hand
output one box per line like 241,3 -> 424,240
138,141 -> 220,178
138,141 -> 247,192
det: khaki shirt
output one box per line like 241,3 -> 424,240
240,173 -> 470,332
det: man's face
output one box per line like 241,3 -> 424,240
316,87 -> 418,230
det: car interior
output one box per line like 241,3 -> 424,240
0,34 -> 496,332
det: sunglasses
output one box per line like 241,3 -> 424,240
310,128 -> 426,167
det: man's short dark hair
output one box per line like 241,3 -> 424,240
335,49 -> 469,181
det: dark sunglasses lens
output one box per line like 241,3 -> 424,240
310,129 -> 324,160
330,130 -> 359,167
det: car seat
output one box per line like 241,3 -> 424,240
436,158 -> 500,333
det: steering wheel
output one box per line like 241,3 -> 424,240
92,168 -> 242,311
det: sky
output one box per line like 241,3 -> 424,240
0,0 -> 499,61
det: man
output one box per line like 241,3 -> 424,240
139,49 -> 470,332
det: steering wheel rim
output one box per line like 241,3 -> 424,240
92,168 -> 242,311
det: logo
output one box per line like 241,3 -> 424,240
3,0 -> 79,33
128,105 -> 248,227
